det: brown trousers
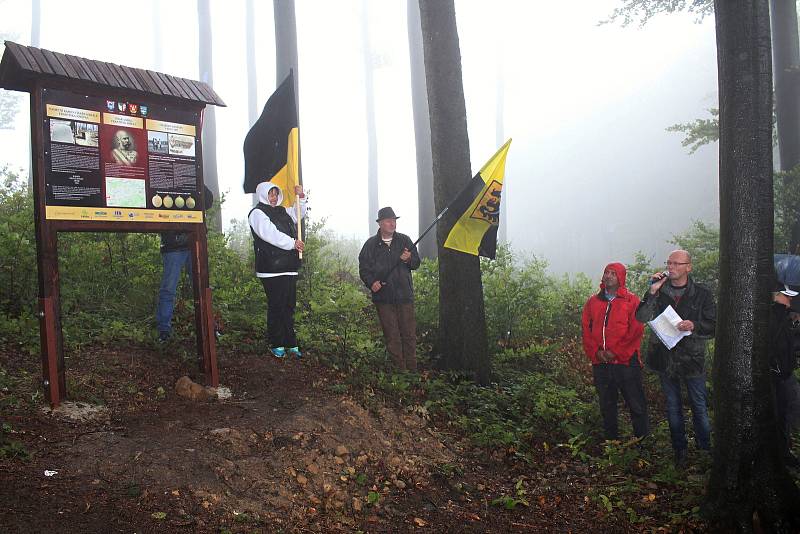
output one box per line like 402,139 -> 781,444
375,302 -> 417,371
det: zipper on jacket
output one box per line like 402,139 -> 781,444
602,301 -> 611,350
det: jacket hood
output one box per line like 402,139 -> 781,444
255,181 -> 284,206
600,262 -> 628,292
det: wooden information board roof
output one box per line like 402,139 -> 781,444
0,41 -> 226,107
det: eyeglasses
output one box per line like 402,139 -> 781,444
665,261 -> 690,267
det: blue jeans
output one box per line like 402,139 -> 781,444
659,372 -> 711,452
156,249 -> 192,335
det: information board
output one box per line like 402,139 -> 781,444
42,88 -> 204,224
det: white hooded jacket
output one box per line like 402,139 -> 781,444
248,181 -> 308,277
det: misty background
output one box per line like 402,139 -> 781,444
0,0 -> 719,276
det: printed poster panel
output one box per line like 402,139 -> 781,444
41,88 -> 204,224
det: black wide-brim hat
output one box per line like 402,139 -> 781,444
376,206 -> 399,222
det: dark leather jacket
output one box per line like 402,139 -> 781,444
358,231 -> 421,304
635,276 -> 716,377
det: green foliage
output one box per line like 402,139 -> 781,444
666,108 -> 719,154
601,0 -> 713,28
670,220 -> 719,294
0,168 -> 37,318
774,165 -> 800,253
491,478 -> 529,510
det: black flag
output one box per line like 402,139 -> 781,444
243,71 -> 298,196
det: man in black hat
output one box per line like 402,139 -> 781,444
358,207 -> 421,371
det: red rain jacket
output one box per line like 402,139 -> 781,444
581,262 -> 644,365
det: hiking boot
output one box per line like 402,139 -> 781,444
674,448 -> 688,469
270,347 -> 286,359
288,346 -> 302,358
158,331 -> 171,343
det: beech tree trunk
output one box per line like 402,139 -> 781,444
769,0 -> 800,252
419,0 -> 490,385
197,0 -> 221,231
706,0 -> 800,530
362,0 -> 379,233
407,0 -> 436,259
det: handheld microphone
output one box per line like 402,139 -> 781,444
649,271 -> 669,285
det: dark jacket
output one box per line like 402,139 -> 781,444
249,203 -> 300,274
159,185 -> 214,253
358,231 -> 421,304
770,303 -> 799,379
581,263 -> 644,366
635,276 -> 716,377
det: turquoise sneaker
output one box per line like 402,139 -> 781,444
270,346 -> 286,358
288,346 -> 302,358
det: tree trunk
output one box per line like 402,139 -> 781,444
272,0 -> 299,210
197,0 -> 222,231
407,0 -> 436,259
495,52 -> 506,245
706,0 -> 800,530
245,0 -> 258,127
31,0 -> 40,47
273,0 -> 299,102
362,0 -> 379,233
769,0 -> 800,252
419,0 -> 490,385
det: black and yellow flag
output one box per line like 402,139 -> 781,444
242,71 -> 300,207
443,139 -> 511,259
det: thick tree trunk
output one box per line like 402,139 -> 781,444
197,0 -> 221,231
272,0 -> 300,210
419,0 -> 490,385
362,0 -> 379,233
273,0 -> 299,100
706,0 -> 800,530
769,0 -> 800,252
407,0 -> 436,259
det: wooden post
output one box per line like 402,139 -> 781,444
31,84 -> 66,406
191,223 -> 218,386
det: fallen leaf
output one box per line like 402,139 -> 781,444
414,517 -> 427,527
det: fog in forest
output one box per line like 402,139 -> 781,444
0,0 -> 719,276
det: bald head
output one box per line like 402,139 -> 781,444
666,249 -> 692,285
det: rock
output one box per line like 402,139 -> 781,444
335,445 -> 349,457
333,456 -> 345,465
307,463 -> 320,475
297,474 -> 308,485
175,376 -> 216,402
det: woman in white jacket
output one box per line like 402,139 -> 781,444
248,181 -> 308,358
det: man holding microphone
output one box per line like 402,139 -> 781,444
636,250 -> 717,467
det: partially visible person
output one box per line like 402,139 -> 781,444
769,282 -> 800,468
155,186 -> 213,342
636,250 -> 716,468
111,129 -> 138,165
358,207 -> 421,371
249,182 -> 307,358
581,262 -> 648,442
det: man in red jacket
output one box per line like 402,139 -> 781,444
581,262 -> 649,441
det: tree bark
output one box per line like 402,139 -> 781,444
419,0 -> 490,385
245,0 -> 258,127
197,0 -> 222,231
362,0 -> 379,233
273,0 -> 299,99
407,0 -> 436,259
706,0 -> 800,530
769,0 -> 800,252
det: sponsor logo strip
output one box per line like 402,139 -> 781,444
45,206 -> 203,223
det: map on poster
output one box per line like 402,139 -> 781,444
41,88 -> 205,224
106,177 -> 146,208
